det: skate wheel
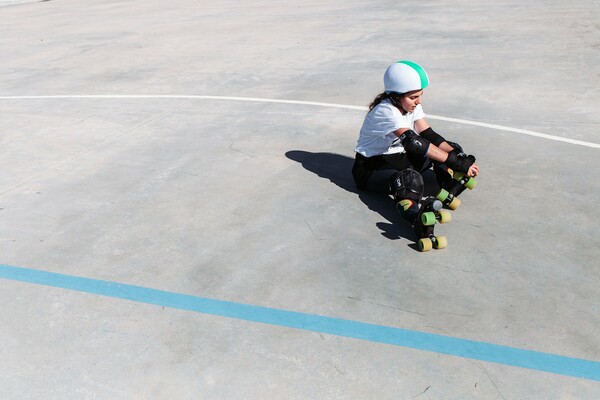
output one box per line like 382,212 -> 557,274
434,236 -> 448,249
438,210 -> 451,223
421,212 -> 436,226
465,177 -> 477,190
436,188 -> 450,202
419,238 -> 432,252
448,197 -> 461,210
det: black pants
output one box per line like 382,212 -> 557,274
352,152 -> 430,193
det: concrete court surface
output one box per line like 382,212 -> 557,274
1,0 -> 599,398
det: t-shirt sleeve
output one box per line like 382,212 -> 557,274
375,103 -> 410,134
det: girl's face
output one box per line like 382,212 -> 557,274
400,90 -> 423,113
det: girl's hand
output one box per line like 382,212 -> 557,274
468,163 -> 480,177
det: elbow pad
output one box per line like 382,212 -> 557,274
401,130 -> 430,157
420,127 -> 446,147
446,150 -> 476,174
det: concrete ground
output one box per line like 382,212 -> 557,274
1,0 -> 599,398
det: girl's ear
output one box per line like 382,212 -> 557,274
389,93 -> 407,114
389,93 -> 402,106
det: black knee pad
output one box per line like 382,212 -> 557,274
446,141 -> 464,155
390,168 -> 424,202
401,130 -> 430,158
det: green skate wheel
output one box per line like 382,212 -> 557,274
438,210 -> 451,223
434,236 -> 448,249
421,212 -> 436,226
465,177 -> 477,190
419,238 -> 432,252
436,188 -> 450,202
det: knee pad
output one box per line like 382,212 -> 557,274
401,130 -> 430,158
390,168 -> 424,202
446,141 -> 465,155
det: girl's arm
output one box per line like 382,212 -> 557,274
414,119 -> 454,152
394,124 -> 480,177
394,126 -> 450,163
414,119 -> 479,176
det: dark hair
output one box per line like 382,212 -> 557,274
368,92 -> 404,112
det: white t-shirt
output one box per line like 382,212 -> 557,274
355,99 -> 425,157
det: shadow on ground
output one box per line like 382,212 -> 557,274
285,150 -> 424,248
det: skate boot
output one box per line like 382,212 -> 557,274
391,168 -> 450,251
397,196 -> 451,252
433,153 -> 477,210
436,168 -> 477,210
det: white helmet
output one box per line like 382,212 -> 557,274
384,61 -> 429,94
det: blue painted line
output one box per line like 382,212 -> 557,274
1,263 -> 599,381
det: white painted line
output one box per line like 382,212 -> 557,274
0,0 -> 41,4
1,94 -> 598,149
0,95 -> 368,111
426,115 -> 600,149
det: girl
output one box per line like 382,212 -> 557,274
352,60 -> 480,230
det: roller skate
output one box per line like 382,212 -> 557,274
397,196 -> 452,252
433,141 -> 478,210
435,167 -> 477,210
391,168 -> 451,251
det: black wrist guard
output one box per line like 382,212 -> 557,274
446,150 -> 476,174
420,127 -> 446,147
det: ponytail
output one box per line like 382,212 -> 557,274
368,92 -> 405,112
369,92 -> 389,111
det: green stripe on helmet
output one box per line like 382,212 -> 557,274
399,60 -> 429,89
